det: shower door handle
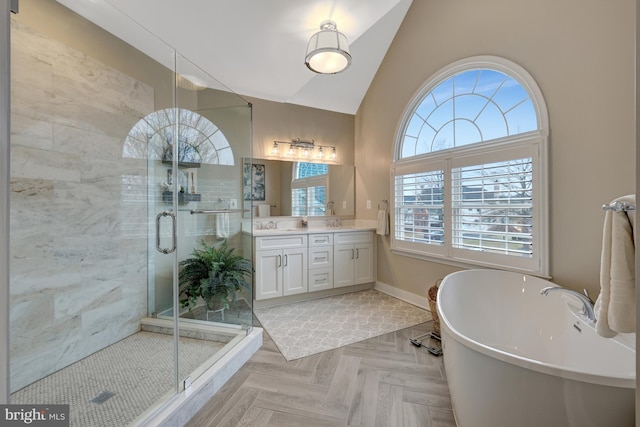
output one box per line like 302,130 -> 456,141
156,211 -> 177,254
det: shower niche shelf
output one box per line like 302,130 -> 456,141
162,191 -> 201,203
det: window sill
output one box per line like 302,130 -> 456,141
390,247 -> 551,280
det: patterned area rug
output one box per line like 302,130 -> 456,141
254,289 -> 431,360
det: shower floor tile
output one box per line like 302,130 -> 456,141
11,331 -> 226,427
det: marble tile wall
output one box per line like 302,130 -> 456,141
9,21 -> 155,391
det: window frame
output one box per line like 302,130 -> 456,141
291,162 -> 329,216
391,56 -> 549,276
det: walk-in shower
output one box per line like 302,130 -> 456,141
5,1 -> 258,425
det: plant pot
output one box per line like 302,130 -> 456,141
206,296 -> 229,312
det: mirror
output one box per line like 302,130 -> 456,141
244,159 -> 354,217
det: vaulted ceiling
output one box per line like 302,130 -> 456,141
57,0 -> 413,115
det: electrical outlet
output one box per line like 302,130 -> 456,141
229,199 -> 238,209
366,200 -> 371,209
342,200 -> 347,209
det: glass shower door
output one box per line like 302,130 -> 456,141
141,51 -> 254,398
8,2 -> 181,425
8,1 -> 253,426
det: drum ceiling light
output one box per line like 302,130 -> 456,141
304,20 -> 351,74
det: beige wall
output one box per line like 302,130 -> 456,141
249,96 -> 355,166
356,0 -> 635,297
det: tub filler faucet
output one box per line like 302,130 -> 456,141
540,286 -> 597,322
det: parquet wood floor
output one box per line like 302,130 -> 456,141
186,321 -> 457,427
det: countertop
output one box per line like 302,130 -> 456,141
247,225 -> 375,236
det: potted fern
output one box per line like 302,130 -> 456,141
178,240 -> 252,313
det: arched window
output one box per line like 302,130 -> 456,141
291,162 -> 329,216
124,108 -> 235,165
392,56 -> 549,275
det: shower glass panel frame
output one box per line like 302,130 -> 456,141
150,53 -> 254,395
6,1 -> 253,425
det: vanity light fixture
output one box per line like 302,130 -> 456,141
272,138 -> 337,161
305,20 -> 351,74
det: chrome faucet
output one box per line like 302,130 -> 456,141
540,286 -> 597,322
326,218 -> 343,228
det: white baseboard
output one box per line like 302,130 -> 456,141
374,281 -> 430,312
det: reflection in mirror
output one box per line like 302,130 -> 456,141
245,159 -> 355,217
291,162 -> 328,216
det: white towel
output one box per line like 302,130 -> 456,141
376,209 -> 389,236
595,194 -> 636,337
258,204 -> 270,217
216,213 -> 229,239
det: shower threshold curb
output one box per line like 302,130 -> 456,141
132,327 -> 263,427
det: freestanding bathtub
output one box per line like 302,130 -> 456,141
437,269 -> 635,427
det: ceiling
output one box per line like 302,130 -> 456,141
56,0 -> 413,115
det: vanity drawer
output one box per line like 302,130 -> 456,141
334,231 -> 373,245
255,235 -> 307,250
308,247 -> 333,269
309,267 -> 333,292
308,233 -> 333,247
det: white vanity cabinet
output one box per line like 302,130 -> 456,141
333,231 -> 375,288
252,228 -> 375,302
254,234 -> 307,300
308,233 -> 333,292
